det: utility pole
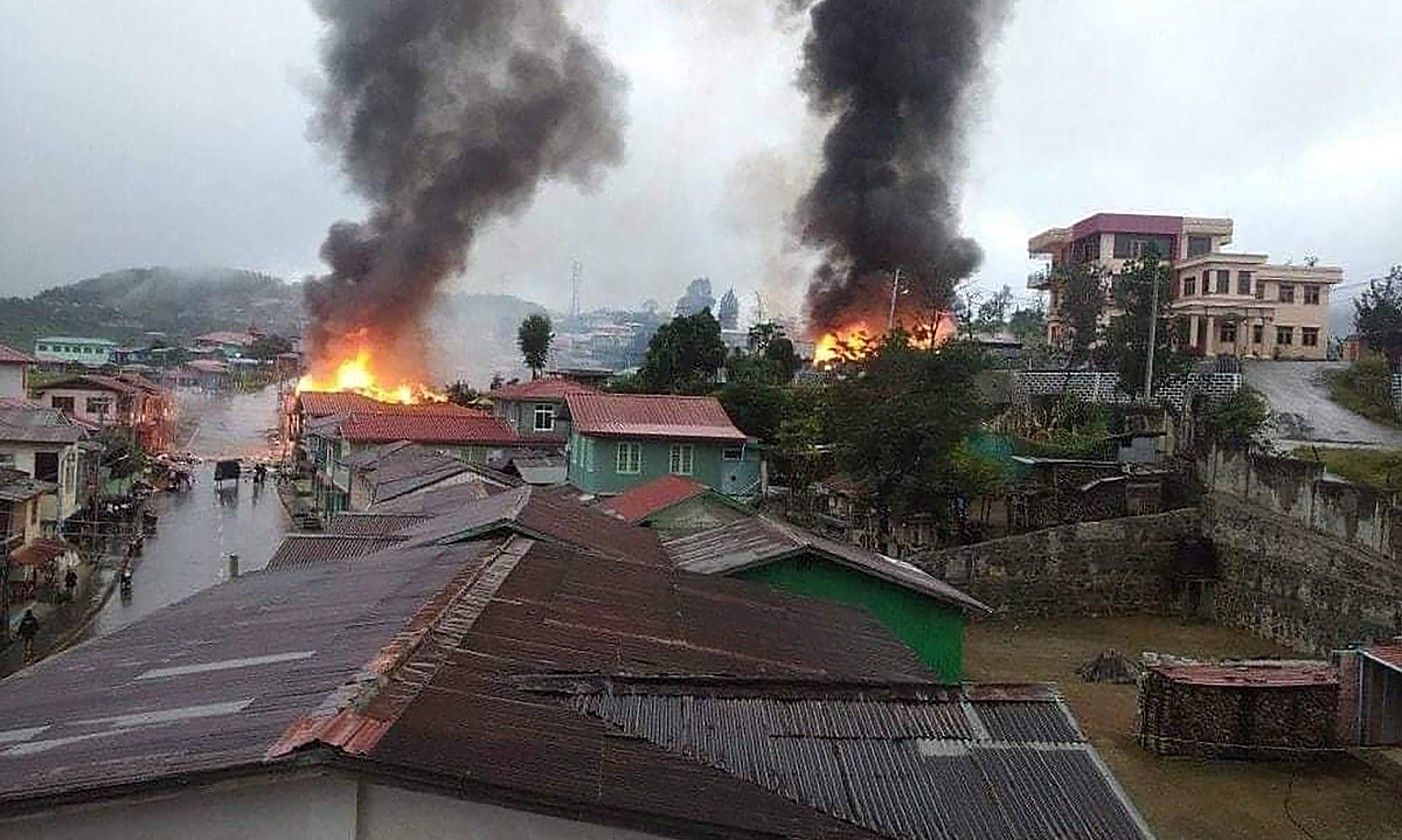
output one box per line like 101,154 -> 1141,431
569,259 -> 583,321
887,268 -> 904,332
1143,265 -> 1161,402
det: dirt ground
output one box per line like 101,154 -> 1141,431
965,616 -> 1402,840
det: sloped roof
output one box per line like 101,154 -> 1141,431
598,473 -> 709,522
566,393 -> 747,442
32,374 -> 140,395
195,331 -> 256,346
344,442 -> 479,503
490,377 -> 599,401
8,538 -> 71,567
1149,660 -> 1338,688
1363,641 -> 1402,673
0,402 -> 85,444
369,473 -> 518,515
340,413 -> 519,446
0,468 -> 53,502
664,516 -> 990,615
297,391 -> 384,417
0,343 -> 35,365
324,512 -> 434,537
265,534 -> 407,570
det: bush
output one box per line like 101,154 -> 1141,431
1326,355 -> 1396,425
1205,387 -> 1272,450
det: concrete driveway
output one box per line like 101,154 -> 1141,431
1242,360 -> 1402,448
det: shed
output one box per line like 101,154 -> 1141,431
664,516 -> 990,682
1338,640 -> 1402,746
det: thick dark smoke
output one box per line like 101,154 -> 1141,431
303,0 -> 626,374
790,0 -> 1003,331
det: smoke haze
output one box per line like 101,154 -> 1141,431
791,0 -> 1006,332
301,0 -> 626,375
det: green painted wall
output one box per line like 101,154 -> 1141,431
568,432 -> 761,497
735,554 -> 966,682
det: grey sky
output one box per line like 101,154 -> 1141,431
3,1 -> 1401,321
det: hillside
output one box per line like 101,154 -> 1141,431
0,267 -> 306,349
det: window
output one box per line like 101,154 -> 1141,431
1113,233 -> 1173,260
615,442 -> 642,474
1304,285 -> 1320,305
1237,271 -> 1253,296
532,403 -> 555,432
1219,321 -> 1237,344
1201,276 -> 1212,297
723,446 -> 744,462
0,452 -> 13,469
1252,324 -> 1263,344
50,396 -> 74,413
1187,235 -> 1212,257
1279,284 -> 1295,303
1182,276 -> 1196,297
1301,327 -> 1319,347
668,444 -> 694,475
1277,326 -> 1294,345
34,451 -> 59,482
86,397 -> 111,416
1216,270 -> 1230,294
1255,281 -> 1265,301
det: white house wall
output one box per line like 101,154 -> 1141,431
0,367 -> 24,400
0,775 -> 672,840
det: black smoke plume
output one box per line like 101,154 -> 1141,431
303,0 -> 626,375
790,0 -> 1003,332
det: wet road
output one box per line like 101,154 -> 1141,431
1242,360 -> 1402,447
88,388 -> 291,638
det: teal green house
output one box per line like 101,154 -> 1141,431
565,393 -> 762,499
664,514 -> 990,682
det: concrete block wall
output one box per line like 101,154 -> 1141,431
1392,372 -> 1402,410
1010,371 -> 1241,410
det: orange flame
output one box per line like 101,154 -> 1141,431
812,315 -> 957,366
296,347 -> 445,405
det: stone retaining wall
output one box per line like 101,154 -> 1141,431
912,508 -> 1200,617
1010,370 -> 1241,409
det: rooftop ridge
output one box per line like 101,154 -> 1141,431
265,537 -> 535,759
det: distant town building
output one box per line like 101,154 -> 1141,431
32,336 -> 118,367
191,330 -> 260,357
0,344 -> 35,400
32,374 -> 175,452
565,393 -> 762,499
1029,213 -> 1342,360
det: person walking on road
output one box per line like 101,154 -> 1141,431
64,568 -> 78,602
17,609 -> 39,663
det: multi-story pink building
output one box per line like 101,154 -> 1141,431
1029,213 -> 1342,360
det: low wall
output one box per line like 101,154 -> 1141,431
1011,370 -> 1241,408
1202,493 -> 1402,654
913,509 -> 1200,617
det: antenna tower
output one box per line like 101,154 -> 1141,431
570,259 -> 583,320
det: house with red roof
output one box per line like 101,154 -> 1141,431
31,374 -> 175,452
565,393 -> 762,499
489,376 -> 598,443
0,343 -> 35,400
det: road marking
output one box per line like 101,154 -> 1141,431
135,650 -> 315,680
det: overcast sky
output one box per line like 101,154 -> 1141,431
3,1 -> 1401,321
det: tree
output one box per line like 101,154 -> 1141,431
1057,263 -> 1107,363
974,285 -> 1014,334
825,333 -> 989,545
1007,301 -> 1046,344
764,336 -> 801,383
246,333 -> 293,360
1205,386 -> 1273,450
1355,266 -> 1402,366
717,288 -> 740,330
674,277 -> 715,317
747,322 -> 782,353
718,379 -> 789,443
517,314 -> 553,379
444,380 -> 479,406
1097,248 -> 1187,399
638,309 -> 727,393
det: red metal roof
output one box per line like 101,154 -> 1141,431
598,474 -> 709,522
297,392 -> 484,418
340,412 -> 520,446
8,539 -> 71,567
195,330 -> 256,346
0,343 -> 35,365
1150,661 -> 1338,688
490,377 -> 600,401
1363,642 -> 1402,672
566,393 -> 747,442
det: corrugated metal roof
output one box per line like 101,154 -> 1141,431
0,543 -> 477,808
566,393 -> 747,442
297,391 -> 383,417
340,412 -> 519,446
324,512 -> 434,537
1363,642 -> 1402,672
0,468 -> 52,502
599,474 -> 709,522
1149,661 -> 1338,688
265,534 -> 406,570
345,443 -> 482,503
8,539 -> 71,567
0,403 -> 85,444
564,680 -> 1149,840
368,475 -> 518,516
665,516 -> 990,615
490,378 -> 599,401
